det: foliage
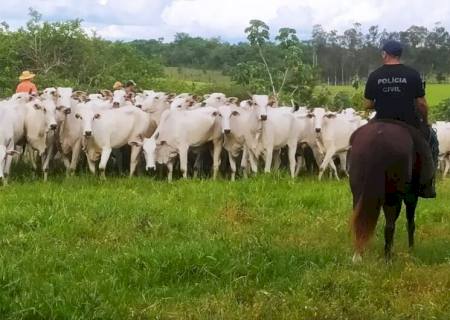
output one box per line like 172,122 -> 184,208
430,98 -> 450,121
0,9 -> 163,97
310,86 -> 332,107
333,90 -> 353,110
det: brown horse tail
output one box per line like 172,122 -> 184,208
352,191 -> 382,254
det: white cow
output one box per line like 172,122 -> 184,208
311,107 -> 357,180
0,106 -> 20,185
217,103 -> 250,180
433,121 -> 450,178
82,106 -> 153,178
143,107 -> 222,182
169,94 -> 198,111
202,93 -> 227,108
243,95 -> 300,177
112,89 -> 134,108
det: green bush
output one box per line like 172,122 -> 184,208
431,98 -> 450,121
333,90 -> 352,110
310,86 -> 332,108
351,91 -> 365,111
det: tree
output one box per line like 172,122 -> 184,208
245,19 -> 276,96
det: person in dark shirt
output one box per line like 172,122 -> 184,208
364,40 -> 436,198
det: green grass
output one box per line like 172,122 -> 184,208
164,67 -> 231,85
0,173 -> 449,319
321,84 -> 450,107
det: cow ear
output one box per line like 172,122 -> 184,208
94,113 -> 101,119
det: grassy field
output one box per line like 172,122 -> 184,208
164,67 -> 231,85
0,173 -> 449,319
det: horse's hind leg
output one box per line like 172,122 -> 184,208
404,194 -> 419,249
383,194 -> 402,260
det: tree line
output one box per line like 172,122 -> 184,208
1,9 -> 450,112
130,22 -> 450,84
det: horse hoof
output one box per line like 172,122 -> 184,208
352,253 -> 362,263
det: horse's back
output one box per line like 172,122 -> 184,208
349,121 -> 414,200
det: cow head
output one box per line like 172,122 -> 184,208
55,87 -> 73,121
202,93 -> 227,108
142,137 -> 157,171
112,89 -> 127,108
251,95 -> 269,121
170,94 -> 196,111
74,105 -> 99,137
218,105 -> 240,135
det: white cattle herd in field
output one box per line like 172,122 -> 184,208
0,87 -> 449,184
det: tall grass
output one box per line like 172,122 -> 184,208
0,172 -> 449,319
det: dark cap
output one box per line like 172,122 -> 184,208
382,40 -> 403,57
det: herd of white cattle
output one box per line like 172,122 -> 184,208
0,87 -> 449,184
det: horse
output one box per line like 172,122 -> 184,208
349,121 -> 421,261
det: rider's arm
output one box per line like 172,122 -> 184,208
415,73 -> 428,124
416,97 -> 429,125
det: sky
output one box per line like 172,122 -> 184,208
1,0 -> 449,42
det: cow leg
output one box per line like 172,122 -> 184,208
42,144 -> 55,182
328,158 -> 340,180
129,145 -> 142,177
193,153 -> 201,178
444,157 -> 450,178
264,148 -> 273,173
404,194 -> 418,249
339,152 -> 349,177
241,147 -> 250,178
228,152 -> 237,181
247,149 -> 258,174
383,194 -> 402,261
99,147 -> 112,180
179,147 -> 189,179
69,141 -> 81,176
295,155 -> 304,177
318,149 -> 337,180
288,145 -> 297,178
272,149 -> 281,171
86,155 -> 96,175
167,161 -> 174,182
212,140 -> 222,180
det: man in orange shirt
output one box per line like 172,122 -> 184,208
16,71 -> 38,94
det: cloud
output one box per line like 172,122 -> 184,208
0,0 -> 449,41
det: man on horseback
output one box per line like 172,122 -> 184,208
364,40 -> 437,198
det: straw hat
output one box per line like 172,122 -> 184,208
113,81 -> 123,90
19,70 -> 36,81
